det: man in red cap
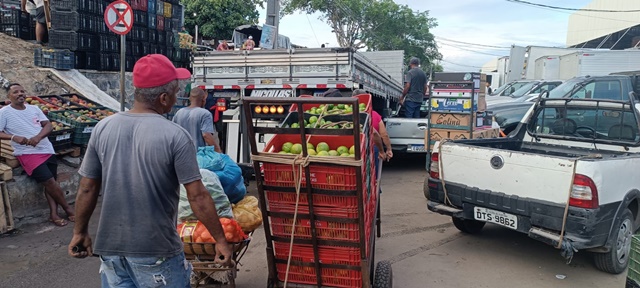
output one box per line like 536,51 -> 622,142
68,54 -> 232,287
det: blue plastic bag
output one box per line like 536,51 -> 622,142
196,147 -> 247,204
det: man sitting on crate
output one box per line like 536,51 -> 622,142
21,0 -> 47,44
173,87 -> 222,152
69,55 -> 232,287
0,83 -> 75,226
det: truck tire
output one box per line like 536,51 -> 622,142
452,217 -> 485,234
594,209 -> 634,274
423,177 -> 430,200
373,260 -> 393,288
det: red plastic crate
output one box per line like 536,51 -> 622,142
262,134 -> 369,191
275,264 -> 362,288
270,216 -> 360,242
272,242 -> 361,266
289,94 -> 372,114
156,15 -> 164,31
268,202 -> 359,218
131,0 -> 148,11
266,190 -> 359,209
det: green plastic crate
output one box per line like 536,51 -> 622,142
47,110 -> 98,145
628,235 -> 640,287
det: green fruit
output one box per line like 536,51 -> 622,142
291,123 -> 299,128
317,142 -> 330,152
349,145 -> 355,155
309,116 -> 318,124
359,103 -> 366,109
291,143 -> 303,154
337,146 -> 348,154
332,125 -> 339,129
337,104 -> 345,109
305,110 -> 310,113
282,142 -> 293,153
307,143 -> 315,150
340,153 -> 351,157
308,149 -> 317,156
359,106 -> 365,111
328,150 -> 339,156
279,151 -> 288,154
325,120 -> 332,124
317,151 -> 329,156
328,104 -> 334,109
310,108 -> 317,114
305,124 -> 311,128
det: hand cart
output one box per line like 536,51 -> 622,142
184,232 -> 254,288
242,96 -> 392,288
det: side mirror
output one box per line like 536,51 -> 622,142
540,90 -> 549,98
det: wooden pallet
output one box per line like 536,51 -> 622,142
0,182 -> 14,234
56,146 -> 81,158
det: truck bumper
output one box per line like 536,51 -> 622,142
426,178 -> 616,251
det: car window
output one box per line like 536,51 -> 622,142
569,80 -> 623,100
532,83 -> 560,94
529,104 -> 639,143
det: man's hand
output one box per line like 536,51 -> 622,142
378,151 -> 387,161
13,136 -> 28,145
386,150 -> 393,160
68,232 -> 93,258
399,97 -> 405,106
26,136 -> 42,147
214,240 -> 233,265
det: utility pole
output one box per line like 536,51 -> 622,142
265,0 -> 280,35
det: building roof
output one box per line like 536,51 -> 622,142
566,0 -> 640,48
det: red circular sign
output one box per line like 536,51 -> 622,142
104,1 -> 133,35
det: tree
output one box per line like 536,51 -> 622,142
282,0 -> 441,66
182,0 -> 264,40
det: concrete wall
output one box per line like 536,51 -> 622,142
81,71 -> 135,109
7,158 -> 81,228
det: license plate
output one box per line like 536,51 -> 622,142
474,207 -> 518,229
407,144 -> 425,152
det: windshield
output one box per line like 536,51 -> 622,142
510,82 -> 538,98
548,78 -> 587,98
527,100 -> 639,144
491,83 -> 512,96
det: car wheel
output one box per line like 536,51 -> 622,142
373,260 -> 393,288
594,209 -> 634,274
452,217 -> 485,234
423,177 -> 430,199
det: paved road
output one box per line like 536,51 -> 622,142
0,154 -> 626,287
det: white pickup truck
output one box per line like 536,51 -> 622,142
426,91 -> 640,274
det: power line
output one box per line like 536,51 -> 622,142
438,42 -> 509,57
505,0 -> 640,13
439,59 -> 483,69
305,14 -> 321,47
435,36 -> 511,49
506,1 -> 640,24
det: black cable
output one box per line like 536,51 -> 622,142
435,36 -> 511,49
506,0 -> 640,12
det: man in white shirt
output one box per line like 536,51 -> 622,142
21,0 -> 47,44
0,84 -> 74,226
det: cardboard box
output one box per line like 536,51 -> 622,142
430,112 -> 473,129
475,111 -> 494,127
425,128 -> 472,150
472,127 -> 500,139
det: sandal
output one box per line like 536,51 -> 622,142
67,215 -> 75,222
49,218 -> 68,227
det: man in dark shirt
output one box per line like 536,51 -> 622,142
401,57 -> 428,118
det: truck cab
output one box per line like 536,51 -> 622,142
426,76 -> 640,274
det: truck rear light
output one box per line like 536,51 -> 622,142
569,174 -> 599,209
429,152 -> 440,179
216,98 -> 227,112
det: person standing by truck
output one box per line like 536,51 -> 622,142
173,87 -> 222,152
400,57 -> 428,118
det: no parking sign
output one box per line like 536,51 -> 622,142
104,1 -> 133,35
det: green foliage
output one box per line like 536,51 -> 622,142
182,0 -> 264,39
283,0 -> 441,67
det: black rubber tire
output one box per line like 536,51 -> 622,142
452,217 -> 485,234
594,209 -> 634,274
423,177 -> 430,200
373,260 -> 393,288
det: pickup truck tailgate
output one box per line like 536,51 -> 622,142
386,118 -> 429,152
438,143 -> 576,204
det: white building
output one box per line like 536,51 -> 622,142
567,0 -> 640,49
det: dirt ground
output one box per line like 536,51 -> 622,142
0,33 -> 75,100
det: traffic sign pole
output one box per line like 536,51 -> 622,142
120,35 -> 125,112
104,0 -> 133,112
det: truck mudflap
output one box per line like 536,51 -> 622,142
426,179 -> 616,251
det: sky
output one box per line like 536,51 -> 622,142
258,0 -> 594,72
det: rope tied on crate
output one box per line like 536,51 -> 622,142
436,139 -> 455,207
251,149 -> 364,288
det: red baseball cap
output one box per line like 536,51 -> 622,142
133,54 -> 180,88
176,68 -> 191,80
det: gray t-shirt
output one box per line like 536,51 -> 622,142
172,107 -> 215,149
79,112 -> 201,258
405,67 -> 428,103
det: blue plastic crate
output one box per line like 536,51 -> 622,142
34,48 -> 75,70
148,0 -> 157,16
148,13 -> 156,29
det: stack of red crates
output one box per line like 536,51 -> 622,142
261,94 -> 377,287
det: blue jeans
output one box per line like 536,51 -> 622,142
99,252 -> 191,288
404,100 -> 421,118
